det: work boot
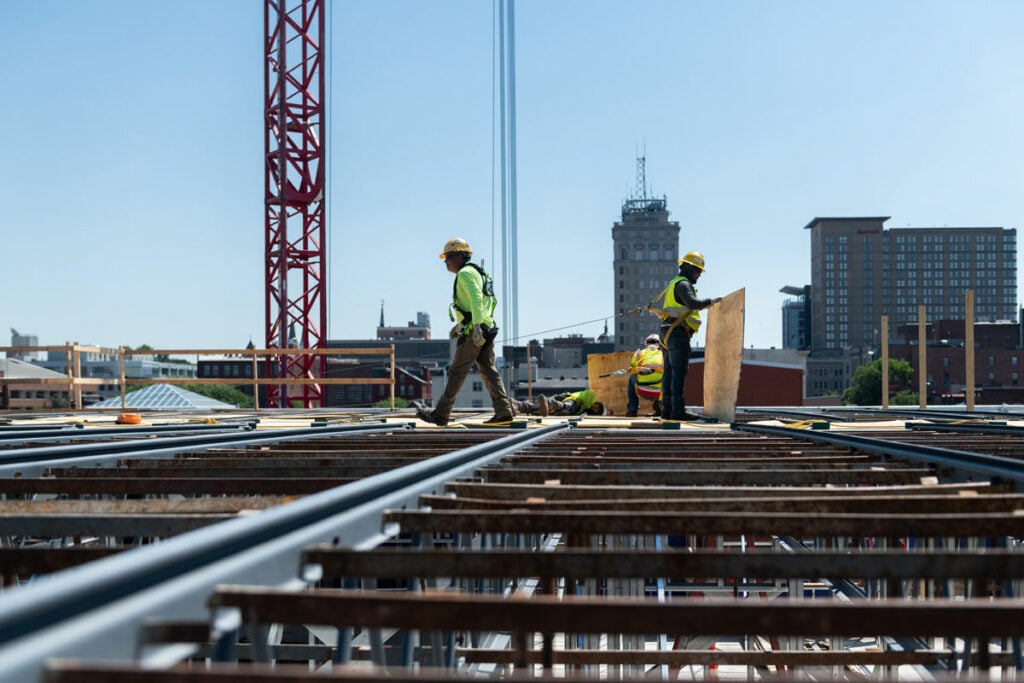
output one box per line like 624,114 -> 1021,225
652,400 -> 662,415
538,395 -> 550,417
624,410 -> 638,417
482,414 -> 514,425
514,400 -> 535,415
415,405 -> 448,427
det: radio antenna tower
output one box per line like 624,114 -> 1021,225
635,143 -> 648,200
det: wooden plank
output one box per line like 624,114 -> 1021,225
586,351 -> 634,417
702,287 -> 745,423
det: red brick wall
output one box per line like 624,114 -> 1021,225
685,361 -> 803,406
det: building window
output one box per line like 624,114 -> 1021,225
472,381 -> 483,392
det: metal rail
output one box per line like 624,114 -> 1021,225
0,422 -> 400,477
0,422 -> 569,682
0,422 -> 255,447
7,421 -> 1024,681
733,421 -> 1024,490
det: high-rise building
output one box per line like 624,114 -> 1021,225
807,217 -> 1018,353
779,285 -> 810,350
611,158 -> 680,352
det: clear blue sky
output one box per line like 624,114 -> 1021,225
3,1 -> 1023,353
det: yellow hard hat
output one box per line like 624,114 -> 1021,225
440,237 -> 473,259
678,250 -> 706,272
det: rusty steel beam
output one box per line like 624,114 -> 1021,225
504,454 -> 877,465
209,587 -> 1024,638
476,467 -> 938,486
121,457 -> 429,468
0,478 -> 348,496
0,514 -> 234,537
46,466 -> 401,479
419,492 -> 1024,513
0,498 -> 290,514
43,662 -> 614,683
384,508 -> 1024,537
445,481 -> 995,500
0,547 -> 124,577
304,547 -> 1024,582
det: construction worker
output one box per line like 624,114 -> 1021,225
534,389 -> 604,417
415,238 -> 515,427
650,251 -> 721,421
625,333 -> 663,417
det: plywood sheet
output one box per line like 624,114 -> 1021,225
702,288 -> 745,423
587,351 -> 635,416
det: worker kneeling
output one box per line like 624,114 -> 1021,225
516,390 -> 604,417
626,333 -> 663,417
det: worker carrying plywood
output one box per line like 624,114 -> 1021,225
647,250 -> 722,422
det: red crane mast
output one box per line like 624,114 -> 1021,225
264,0 -> 327,408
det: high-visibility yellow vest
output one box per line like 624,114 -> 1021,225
661,275 -> 701,332
631,346 -> 664,385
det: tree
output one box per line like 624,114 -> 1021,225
374,397 -> 409,409
842,358 -> 915,406
127,343 -> 186,363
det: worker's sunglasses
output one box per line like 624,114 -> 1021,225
444,254 -> 461,261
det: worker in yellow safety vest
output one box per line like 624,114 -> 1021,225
625,333 -> 664,417
648,250 -> 721,421
415,238 -> 515,427
515,390 -> 604,417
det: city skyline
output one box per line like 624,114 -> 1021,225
3,2 -> 1023,353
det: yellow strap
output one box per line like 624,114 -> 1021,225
659,317 -> 686,350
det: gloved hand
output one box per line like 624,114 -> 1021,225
471,324 -> 485,347
711,297 -> 723,305
638,367 -> 654,375
449,324 -> 461,340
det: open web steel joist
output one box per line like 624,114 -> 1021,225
3,416 -> 1024,681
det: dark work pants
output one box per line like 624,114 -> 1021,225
660,325 -> 691,419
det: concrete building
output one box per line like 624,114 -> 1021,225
804,216 -> 1018,397
612,161 -> 680,352
807,216 -> 1017,352
891,318 -> 1024,404
377,310 -> 431,341
0,358 -> 69,409
8,329 -> 40,361
779,285 -> 810,350
33,349 -> 196,404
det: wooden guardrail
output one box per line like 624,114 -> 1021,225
0,344 -> 396,411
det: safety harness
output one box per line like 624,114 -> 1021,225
644,276 -> 701,348
448,262 -> 496,333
